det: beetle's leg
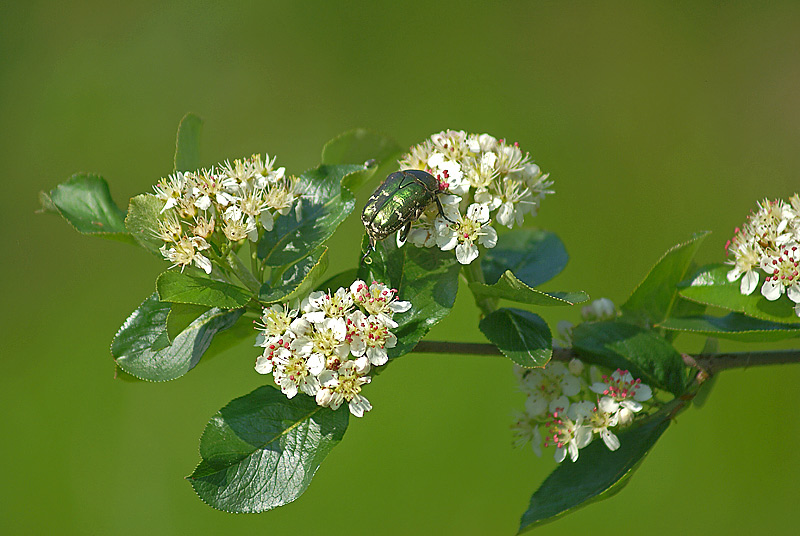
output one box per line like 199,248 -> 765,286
361,236 -> 376,264
397,221 -> 412,246
434,195 -> 457,224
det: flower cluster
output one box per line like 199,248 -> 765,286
151,154 -> 301,273
726,194 -> 800,314
511,359 -> 654,463
397,130 -> 553,265
254,280 -> 411,417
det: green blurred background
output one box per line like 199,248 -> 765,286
3,1 -> 799,534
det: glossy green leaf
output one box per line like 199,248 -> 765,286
174,112 -> 203,172
321,128 -> 402,191
678,263 -> 799,323
658,313 -> 800,342
622,231 -> 709,327
470,270 -> 588,306
572,320 -> 687,395
479,308 -> 552,367
46,173 -> 135,244
157,271 -> 253,309
257,164 -> 359,266
260,247 -> 329,303
481,229 -> 569,287
166,302 -> 209,340
518,417 -> 670,532
125,194 -> 164,255
112,293 -> 244,381
389,246 -> 460,359
188,385 -> 349,513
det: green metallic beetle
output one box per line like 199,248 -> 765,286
361,169 -> 452,258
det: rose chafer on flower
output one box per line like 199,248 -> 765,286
397,129 -> 553,265
254,279 -> 410,417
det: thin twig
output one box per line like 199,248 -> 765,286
411,341 -> 800,374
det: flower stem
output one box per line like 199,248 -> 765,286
225,251 -> 262,296
462,259 -> 498,316
411,341 -> 800,374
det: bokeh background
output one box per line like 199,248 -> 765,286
3,1 -> 799,534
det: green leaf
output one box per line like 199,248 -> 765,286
572,320 -> 687,395
481,229 -> 569,287
479,308 -> 552,367
188,385 -> 349,513
321,128 -> 403,191
622,231 -> 709,326
157,271 -> 253,309
518,416 -> 670,532
390,246 -> 460,359
470,270 -> 588,306
166,302 -> 209,340
174,112 -> 203,172
112,293 -> 244,381
259,246 -> 329,303
125,194 -> 164,255
46,173 -> 135,244
658,313 -> 800,342
679,263 -> 799,323
257,164 -> 359,266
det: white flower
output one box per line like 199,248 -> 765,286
272,348 -> 323,398
760,244 -> 800,302
159,236 -> 212,274
511,410 -> 543,456
515,362 -> 581,416
585,398 -> 621,451
435,203 -> 498,264
348,311 -> 396,366
350,280 -> 411,328
427,152 -> 468,196
316,361 -> 372,417
544,409 -> 591,463
153,172 -> 187,213
590,369 -> 652,413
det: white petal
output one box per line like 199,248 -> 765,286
367,346 -> 388,366
761,280 -> 782,301
568,441 -> 579,462
548,396 -> 569,415
727,266 -> 743,282
524,395 -> 547,416
554,446 -> 566,463
633,383 -> 653,402
560,374 -> 580,397
496,202 -> 515,228
741,270 -> 759,295
349,395 -> 372,417
575,425 -> 593,449
254,355 -> 273,374
601,430 -> 620,451
307,354 -> 325,375
599,396 -> 619,414
194,254 -> 212,274
787,283 -> 800,303
479,225 -> 498,249
455,242 -> 479,264
590,382 -> 609,395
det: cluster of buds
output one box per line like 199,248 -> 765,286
511,359 -> 655,463
151,154 -> 302,273
397,130 -> 553,265
254,280 -> 411,417
726,194 -> 800,314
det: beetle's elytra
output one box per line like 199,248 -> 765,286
361,169 -> 449,259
